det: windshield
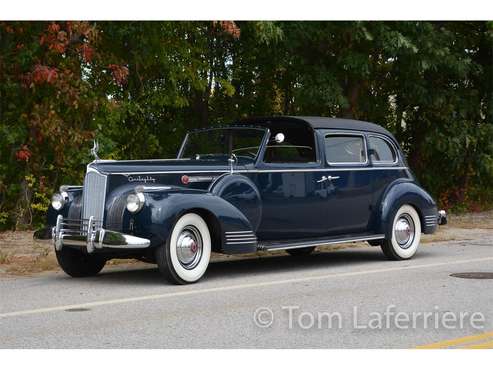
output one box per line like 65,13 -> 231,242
179,128 -> 266,162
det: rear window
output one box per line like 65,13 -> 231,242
368,136 -> 397,163
325,135 -> 367,164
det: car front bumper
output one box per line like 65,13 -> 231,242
51,215 -> 151,253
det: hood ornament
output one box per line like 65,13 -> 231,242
90,140 -> 100,161
228,153 -> 238,174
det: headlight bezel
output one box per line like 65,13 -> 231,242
126,192 -> 145,213
51,191 -> 69,211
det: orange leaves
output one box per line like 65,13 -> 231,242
47,23 -> 60,34
214,21 -> 240,39
108,64 -> 129,86
39,21 -> 98,62
15,145 -> 32,162
32,64 -> 58,85
40,22 -> 68,54
21,65 -> 58,87
81,44 -> 94,63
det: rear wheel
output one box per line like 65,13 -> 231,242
286,247 -> 315,257
156,213 -> 211,284
381,204 -> 421,260
55,247 -> 106,277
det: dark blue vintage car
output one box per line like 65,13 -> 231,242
40,116 -> 447,284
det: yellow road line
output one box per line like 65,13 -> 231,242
463,339 -> 493,349
416,331 -> 493,349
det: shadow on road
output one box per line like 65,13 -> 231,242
81,247 -> 434,286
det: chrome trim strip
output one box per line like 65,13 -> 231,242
59,185 -> 83,192
134,185 -> 172,193
259,234 -> 385,251
116,167 -> 409,176
186,175 -> 218,183
226,238 -> 257,242
226,240 -> 258,245
225,231 -> 255,234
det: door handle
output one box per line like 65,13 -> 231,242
317,176 -> 340,182
317,175 -> 340,183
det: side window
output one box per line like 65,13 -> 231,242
263,145 -> 315,163
325,135 -> 367,165
368,136 -> 397,164
263,131 -> 317,163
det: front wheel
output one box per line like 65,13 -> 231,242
156,213 -> 211,284
381,204 -> 421,260
55,247 -> 106,277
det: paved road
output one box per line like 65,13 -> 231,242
1,236 -> 492,348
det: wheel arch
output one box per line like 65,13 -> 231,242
137,192 -> 257,253
377,179 -> 438,238
186,207 -> 223,253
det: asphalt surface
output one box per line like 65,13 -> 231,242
1,235 -> 492,348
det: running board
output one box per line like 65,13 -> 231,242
258,234 -> 385,251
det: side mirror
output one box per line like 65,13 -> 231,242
274,133 -> 285,144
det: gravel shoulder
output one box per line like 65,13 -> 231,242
1,210 -> 492,276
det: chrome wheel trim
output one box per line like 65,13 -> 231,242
394,213 -> 415,249
176,225 -> 203,270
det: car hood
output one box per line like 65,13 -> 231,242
89,159 -> 240,175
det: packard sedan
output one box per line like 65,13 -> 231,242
39,116 -> 447,284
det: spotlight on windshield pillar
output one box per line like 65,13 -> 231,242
274,133 -> 285,143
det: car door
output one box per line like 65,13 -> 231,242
250,134 -> 329,241
321,131 -> 374,236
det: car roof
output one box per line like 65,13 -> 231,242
238,116 -> 395,138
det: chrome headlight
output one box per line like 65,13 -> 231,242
126,192 -> 145,213
51,192 -> 68,211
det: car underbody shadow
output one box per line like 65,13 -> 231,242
73,246 -> 431,285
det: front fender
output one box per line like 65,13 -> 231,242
134,190 -> 257,253
46,189 -> 83,226
377,179 -> 438,237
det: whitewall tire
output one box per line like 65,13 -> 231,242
156,213 -> 211,284
381,204 -> 421,260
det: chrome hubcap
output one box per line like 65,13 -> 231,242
394,214 -> 415,249
176,226 -> 203,269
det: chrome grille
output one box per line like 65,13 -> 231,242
82,170 -> 107,223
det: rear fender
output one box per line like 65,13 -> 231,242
377,179 -> 438,237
